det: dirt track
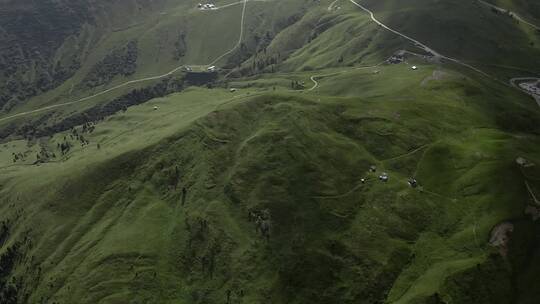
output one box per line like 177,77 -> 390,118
0,0 -> 251,123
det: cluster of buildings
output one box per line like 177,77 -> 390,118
181,65 -> 217,72
198,3 -> 217,10
361,165 -> 418,188
387,55 -> 404,64
519,80 -> 540,97
516,156 -> 535,168
387,53 -> 418,70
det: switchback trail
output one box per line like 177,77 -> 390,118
0,0 -> 250,123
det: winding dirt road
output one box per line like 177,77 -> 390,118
0,0 -> 250,123
207,0 -> 248,66
308,61 -> 386,91
2,0 -> 538,124
312,0 -> 538,96
348,0 -> 494,80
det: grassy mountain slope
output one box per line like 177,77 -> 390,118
1,60 -> 540,303
355,0 -> 540,75
0,0 -> 173,110
1,0 -> 540,303
4,0 -> 540,127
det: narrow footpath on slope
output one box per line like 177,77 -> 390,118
478,0 -> 540,30
308,61 -> 386,91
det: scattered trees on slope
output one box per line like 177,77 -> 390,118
81,40 -> 139,89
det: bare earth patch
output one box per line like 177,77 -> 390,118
421,70 -> 447,86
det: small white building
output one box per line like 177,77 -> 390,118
207,65 -> 217,72
516,157 -> 535,168
411,66 -> 418,70
516,157 -> 528,166
200,3 -> 217,10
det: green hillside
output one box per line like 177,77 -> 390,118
1,0 -> 540,303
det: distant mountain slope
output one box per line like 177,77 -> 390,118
1,0 -> 539,128
0,0 -> 91,109
0,0 -> 171,112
